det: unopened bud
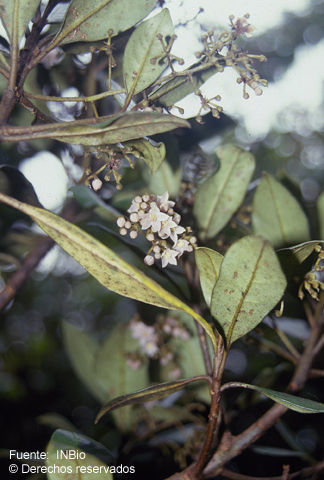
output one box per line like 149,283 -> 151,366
120,228 -> 127,236
130,230 -> 138,239
117,216 -> 126,228
144,255 -> 154,266
125,221 -> 132,229
130,213 -> 139,223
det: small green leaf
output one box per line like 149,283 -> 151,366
210,235 -> 286,345
0,0 -> 41,43
0,192 -> 217,351
318,191 -> 324,239
46,429 -> 114,479
123,9 -> 173,96
126,138 -> 166,173
56,0 -> 156,45
223,383 -> 324,414
195,247 -> 223,306
0,112 -> 190,145
95,376 -> 209,424
148,160 -> 182,197
194,144 -> 255,239
149,63 -> 218,107
252,173 -> 310,248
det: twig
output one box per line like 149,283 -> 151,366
220,461 -> 324,480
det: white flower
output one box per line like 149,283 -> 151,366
161,248 -> 179,268
158,217 -> 178,239
170,225 -> 186,245
174,239 -> 193,256
142,341 -> 159,358
157,192 -> 175,212
140,204 -> 169,232
127,199 -> 141,213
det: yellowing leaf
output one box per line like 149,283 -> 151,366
210,235 -> 286,345
252,173 -> 310,248
194,144 -> 255,239
0,192 -> 216,351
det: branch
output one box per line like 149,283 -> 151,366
220,462 -> 324,480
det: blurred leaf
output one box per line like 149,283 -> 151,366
0,112 -> 190,145
211,235 -> 286,345
277,240 -> 324,282
46,429 -> 114,479
148,160 -> 182,197
194,145 -> 255,239
251,446 -> 307,458
37,413 -> 78,433
123,9 -> 173,95
96,322 -> 149,431
0,0 -> 41,43
149,63 -> 219,107
0,192 -> 217,351
57,0 -> 156,45
126,138 -> 166,173
95,376 -> 209,424
0,166 -> 41,206
224,383 -> 324,414
252,173 -> 310,248
318,191 -> 324,239
195,247 -> 223,306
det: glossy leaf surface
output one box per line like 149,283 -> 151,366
252,173 -> 310,248
211,235 -> 286,345
194,145 -> 255,239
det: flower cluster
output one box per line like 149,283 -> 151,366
117,192 -> 197,268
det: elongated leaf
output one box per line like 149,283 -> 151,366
95,376 -> 209,423
0,192 -> 217,351
251,446 -> 307,458
252,173 -> 310,248
195,247 -> 223,306
0,111 -> 190,145
148,160 -> 182,196
318,191 -> 324,239
149,63 -> 219,107
125,138 -> 166,173
123,9 -> 173,96
96,322 -> 149,431
210,235 -> 286,345
223,382 -> 324,414
194,145 -> 255,239
46,429 -> 114,479
56,0 -> 156,45
0,0 -> 41,42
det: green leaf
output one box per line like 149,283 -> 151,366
251,446 -> 307,458
194,144 -> 255,239
123,9 -> 173,96
195,247 -> 223,307
148,160 -> 182,197
0,192 -> 217,351
252,173 -> 310,248
210,235 -> 286,345
149,63 -> 219,107
318,191 -> 324,239
46,429 -> 114,479
0,112 -> 190,145
95,376 -> 209,424
125,138 -> 166,173
56,0 -> 156,45
95,322 -> 149,431
277,240 -> 324,280
223,383 -> 324,414
0,0 -> 41,43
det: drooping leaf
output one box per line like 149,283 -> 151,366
123,9 -> 173,96
194,144 -> 255,239
0,192 -> 217,351
222,382 -> 324,414
56,0 -> 156,45
210,235 -> 286,345
95,376 -> 209,424
125,138 -> 166,173
0,0 -> 41,43
95,322 -> 149,431
195,247 -> 223,306
46,429 -> 114,480
318,191 -> 324,239
252,173 -> 310,248
0,111 -> 190,145
149,63 -> 219,107
277,240 -> 324,281
148,160 -> 182,197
